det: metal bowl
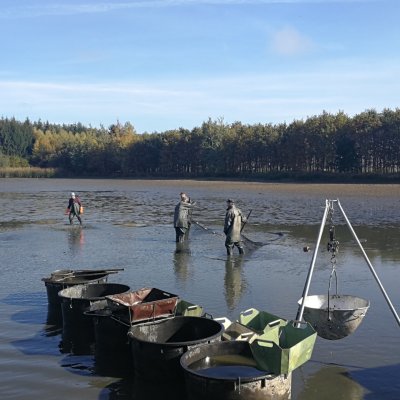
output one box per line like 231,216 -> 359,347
298,294 -> 370,340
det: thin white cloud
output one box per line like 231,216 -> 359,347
270,26 -> 314,56
0,58 -> 398,131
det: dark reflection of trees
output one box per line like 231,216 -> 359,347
173,242 -> 192,283
224,255 -> 246,311
67,226 -> 85,253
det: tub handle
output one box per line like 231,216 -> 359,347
267,319 -> 282,328
254,339 -> 274,348
237,332 -> 254,341
240,308 -> 255,317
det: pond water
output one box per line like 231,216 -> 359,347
0,178 -> 399,400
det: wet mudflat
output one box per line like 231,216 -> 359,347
0,178 -> 399,399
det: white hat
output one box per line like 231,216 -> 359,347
71,192 -> 75,197
180,192 -> 188,201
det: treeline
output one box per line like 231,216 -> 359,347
1,108 -> 400,179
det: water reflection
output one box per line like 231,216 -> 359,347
350,363 -> 400,400
46,304 -> 63,327
60,329 -> 95,355
297,365 -> 365,400
99,378 -> 135,400
12,332 -> 62,357
44,321 -> 62,337
67,226 -> 85,253
224,255 -> 246,310
173,242 -> 192,283
59,354 -> 94,377
132,376 -> 186,400
7,293 -> 62,356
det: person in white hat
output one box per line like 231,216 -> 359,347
224,199 -> 246,255
66,192 -> 83,225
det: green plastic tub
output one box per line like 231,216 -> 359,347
250,320 -> 317,375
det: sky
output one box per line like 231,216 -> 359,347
0,0 -> 399,133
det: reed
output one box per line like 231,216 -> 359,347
0,167 -> 58,178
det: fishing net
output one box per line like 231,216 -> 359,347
241,233 -> 265,250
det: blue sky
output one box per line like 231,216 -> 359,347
0,0 -> 399,133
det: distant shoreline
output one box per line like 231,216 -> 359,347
1,166 -> 400,184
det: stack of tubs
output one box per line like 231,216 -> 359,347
42,269 -> 113,325
42,271 -> 316,400
91,287 -> 181,374
58,282 -> 130,354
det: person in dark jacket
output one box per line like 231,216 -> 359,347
174,192 -> 195,243
224,199 -> 246,255
67,192 -> 82,225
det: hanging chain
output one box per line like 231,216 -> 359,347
327,201 -> 339,314
326,201 -> 339,257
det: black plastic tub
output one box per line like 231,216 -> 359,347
43,270 -> 110,323
128,316 -> 224,381
91,309 -> 133,377
180,341 -> 292,400
59,283 -> 130,354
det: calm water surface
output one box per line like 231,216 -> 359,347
1,179 -> 399,400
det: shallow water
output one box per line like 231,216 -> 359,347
0,178 -> 399,399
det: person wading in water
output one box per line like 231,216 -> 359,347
224,199 -> 246,255
66,192 -> 83,225
173,192 -> 195,243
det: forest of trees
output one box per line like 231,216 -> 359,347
1,108 -> 400,180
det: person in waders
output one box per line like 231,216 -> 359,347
66,192 -> 83,225
224,199 -> 246,256
173,192 -> 195,243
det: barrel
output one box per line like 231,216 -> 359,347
180,340 -> 292,400
91,310 -> 133,377
127,316 -> 224,381
59,283 -> 130,354
43,271 -> 110,324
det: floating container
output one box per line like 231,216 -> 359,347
298,294 -> 370,340
91,309 -> 134,376
180,340 -> 292,400
239,308 -> 287,334
90,297 -> 202,376
175,299 -> 204,317
214,317 -> 256,342
42,269 -> 111,323
127,316 -> 224,381
106,287 -> 179,324
250,320 -> 317,375
59,283 -> 130,354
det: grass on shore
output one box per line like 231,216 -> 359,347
1,167 -> 400,183
0,167 -> 58,178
